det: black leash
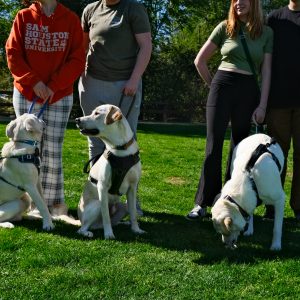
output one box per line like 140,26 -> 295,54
118,93 -> 136,118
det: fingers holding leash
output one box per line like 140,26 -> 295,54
33,81 -> 54,103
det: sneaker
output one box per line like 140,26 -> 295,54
186,205 -> 207,220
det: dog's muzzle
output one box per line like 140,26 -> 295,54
75,118 -> 100,136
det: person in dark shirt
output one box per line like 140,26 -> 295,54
264,0 -> 300,220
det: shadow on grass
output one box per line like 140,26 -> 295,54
134,211 -> 300,264
15,209 -> 300,264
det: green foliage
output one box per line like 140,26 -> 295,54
0,122 -> 299,299
0,0 -> 292,121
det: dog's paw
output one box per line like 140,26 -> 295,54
104,232 -> 116,240
132,228 -> 146,235
0,222 -> 15,229
270,243 -> 281,251
77,228 -> 94,238
243,228 -> 253,236
42,222 -> 55,231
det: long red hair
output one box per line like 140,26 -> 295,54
226,0 -> 264,39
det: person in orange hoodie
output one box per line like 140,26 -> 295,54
6,0 -> 85,216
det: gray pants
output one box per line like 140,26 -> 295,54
78,72 -> 142,159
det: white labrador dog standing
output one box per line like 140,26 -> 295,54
0,113 -> 54,230
75,104 -> 145,239
211,134 -> 285,250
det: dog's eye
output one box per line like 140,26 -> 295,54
94,111 -> 100,116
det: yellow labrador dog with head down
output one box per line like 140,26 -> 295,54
211,134 -> 285,251
0,113 -> 53,230
75,104 -> 145,239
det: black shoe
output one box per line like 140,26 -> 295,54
294,210 -> 300,221
263,206 -> 274,220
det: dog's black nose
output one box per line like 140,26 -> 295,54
75,118 -> 81,124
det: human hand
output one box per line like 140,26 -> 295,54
33,81 -> 53,103
47,87 -> 54,104
252,106 -> 266,125
123,78 -> 139,97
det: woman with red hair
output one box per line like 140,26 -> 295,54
187,0 -> 273,220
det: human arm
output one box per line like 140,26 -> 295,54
252,53 -> 272,125
123,32 -> 152,96
194,40 -> 218,88
83,32 -> 90,54
5,14 -> 42,91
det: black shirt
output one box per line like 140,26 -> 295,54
267,6 -> 300,108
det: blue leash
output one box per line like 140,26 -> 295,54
28,96 -> 49,118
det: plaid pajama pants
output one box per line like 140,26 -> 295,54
13,88 -> 73,207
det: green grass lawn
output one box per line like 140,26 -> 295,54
1,121 -> 300,299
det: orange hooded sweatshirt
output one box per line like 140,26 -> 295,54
6,2 -> 85,104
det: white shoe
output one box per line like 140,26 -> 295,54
186,205 -> 207,220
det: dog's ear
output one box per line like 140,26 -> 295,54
224,217 -> 232,231
105,106 -> 123,125
6,119 -> 16,138
24,116 -> 43,134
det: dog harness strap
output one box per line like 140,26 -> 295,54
224,195 -> 250,221
249,177 -> 262,207
104,150 -> 140,195
9,148 -> 41,174
246,139 -> 281,173
0,175 -> 26,192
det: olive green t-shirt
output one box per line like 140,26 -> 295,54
209,21 -> 273,74
82,0 -> 151,81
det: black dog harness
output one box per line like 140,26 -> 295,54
89,150 -> 140,196
245,138 -> 282,204
223,138 -> 282,230
84,137 -> 140,196
245,137 -> 281,174
0,140 -> 41,192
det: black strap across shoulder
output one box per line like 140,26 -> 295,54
245,138 -> 281,173
239,27 -> 258,87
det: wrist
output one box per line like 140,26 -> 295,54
258,106 -> 266,111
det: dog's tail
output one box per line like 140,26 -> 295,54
25,212 -> 81,226
52,215 -> 81,226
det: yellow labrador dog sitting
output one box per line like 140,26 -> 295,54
0,113 -> 53,230
211,134 -> 285,251
75,104 -> 145,239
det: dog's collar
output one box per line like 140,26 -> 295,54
113,137 -> 135,150
224,195 -> 250,221
13,139 -> 40,147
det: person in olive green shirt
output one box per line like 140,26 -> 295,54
187,0 -> 273,220
78,0 -> 152,216
79,0 -> 152,160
